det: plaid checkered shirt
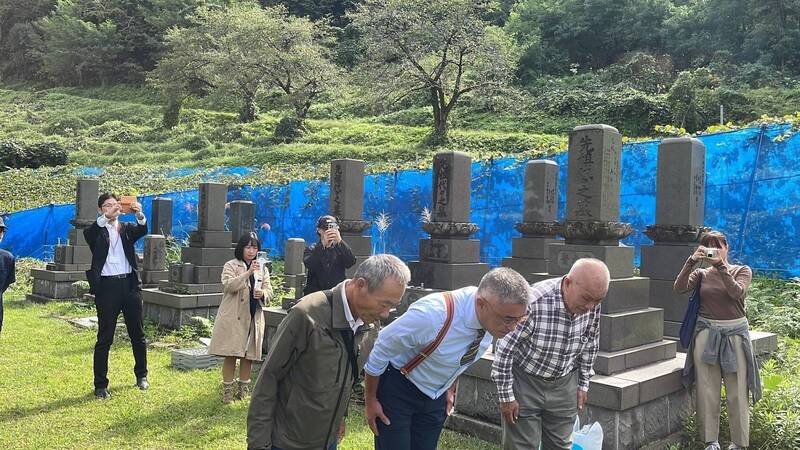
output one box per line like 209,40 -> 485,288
491,276 -> 601,403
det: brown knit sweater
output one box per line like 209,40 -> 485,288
674,258 -> 752,320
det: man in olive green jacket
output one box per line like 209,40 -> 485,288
247,254 -> 410,450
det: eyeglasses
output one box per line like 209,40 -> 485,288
481,298 -> 528,327
101,202 -> 119,209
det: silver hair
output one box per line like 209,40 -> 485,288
353,254 -> 411,291
477,267 -> 531,305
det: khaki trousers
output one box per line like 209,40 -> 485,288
693,317 -> 750,447
502,365 -> 577,450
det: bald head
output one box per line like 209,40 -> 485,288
562,258 -> 610,315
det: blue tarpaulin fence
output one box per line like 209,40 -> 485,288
3,125 -> 799,277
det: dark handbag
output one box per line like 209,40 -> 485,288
679,277 -> 702,348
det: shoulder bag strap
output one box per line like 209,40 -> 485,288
400,291 -> 455,376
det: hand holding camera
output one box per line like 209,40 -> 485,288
693,245 -> 722,265
324,222 -> 341,248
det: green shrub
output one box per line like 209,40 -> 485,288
180,134 -> 211,151
87,120 -> 143,143
44,116 -> 88,136
0,139 -> 68,170
273,116 -> 306,143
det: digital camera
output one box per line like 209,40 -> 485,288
706,248 -> 719,258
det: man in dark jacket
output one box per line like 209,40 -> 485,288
303,215 -> 356,295
247,254 -> 410,450
84,193 -> 148,399
0,216 -> 16,335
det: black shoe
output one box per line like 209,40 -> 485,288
136,377 -> 149,390
94,388 -> 111,399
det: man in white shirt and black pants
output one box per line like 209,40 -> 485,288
364,267 -> 532,450
84,193 -> 149,399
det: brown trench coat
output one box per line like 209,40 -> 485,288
209,259 -> 273,360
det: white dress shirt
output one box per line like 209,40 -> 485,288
340,282 -> 364,334
364,286 -> 492,399
96,215 -> 146,276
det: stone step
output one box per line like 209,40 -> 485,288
158,281 -> 223,294
180,247 -> 233,267
30,269 -> 86,282
501,257 -> 548,278
640,243 -> 696,280
599,307 -> 664,352
588,353 -> 686,411
666,330 -> 778,356
445,413 -> 501,445
408,261 -> 489,290
141,288 -> 222,309
649,279 -> 691,322
595,340 -> 677,375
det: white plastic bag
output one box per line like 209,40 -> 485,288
571,416 -> 603,450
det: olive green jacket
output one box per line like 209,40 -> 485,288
247,281 -> 371,450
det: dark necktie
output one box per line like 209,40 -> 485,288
460,329 -> 486,366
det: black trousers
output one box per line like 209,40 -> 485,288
93,275 -> 147,389
374,366 -> 447,450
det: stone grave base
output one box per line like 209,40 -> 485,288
449,351 -> 695,450
264,306 -> 288,350
26,269 -> 87,302
141,288 -> 221,329
171,347 -> 223,370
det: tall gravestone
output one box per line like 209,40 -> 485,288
141,234 -> 169,287
448,126 -> 691,450
640,138 -> 777,356
641,138 -> 708,341
229,200 -> 255,245
408,151 -> 489,290
281,238 -> 306,309
330,159 -> 371,277
27,178 -> 98,302
141,183 -> 233,329
150,197 -> 173,236
502,160 -> 561,280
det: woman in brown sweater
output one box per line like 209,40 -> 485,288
674,231 -> 756,450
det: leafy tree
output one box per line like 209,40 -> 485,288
150,2 -> 340,128
35,0 -> 216,85
349,0 -> 518,142
0,0 -> 55,81
506,0 -> 670,79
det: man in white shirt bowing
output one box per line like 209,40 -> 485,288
364,267 -> 531,450
84,193 -> 149,399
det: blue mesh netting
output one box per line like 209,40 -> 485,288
2,125 -> 798,277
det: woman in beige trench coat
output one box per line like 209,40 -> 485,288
209,232 -> 273,403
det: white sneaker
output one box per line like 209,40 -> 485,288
704,443 -> 721,450
727,445 -> 745,450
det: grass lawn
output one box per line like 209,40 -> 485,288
0,295 -> 499,449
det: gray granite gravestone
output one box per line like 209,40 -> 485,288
141,183 -> 233,329
408,151 -> 489,290
141,234 -> 169,287
150,197 -> 173,236
229,200 -> 256,245
640,138 -> 777,355
27,178 -> 98,302
280,238 -> 306,309
502,160 -> 561,279
447,126 -> 685,450
641,137 -> 707,341
330,159 -> 372,277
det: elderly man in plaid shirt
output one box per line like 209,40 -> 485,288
491,258 -> 610,450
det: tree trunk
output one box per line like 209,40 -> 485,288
162,95 -> 182,129
239,90 -> 257,123
430,87 -> 449,143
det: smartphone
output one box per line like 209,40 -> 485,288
119,195 -> 136,214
